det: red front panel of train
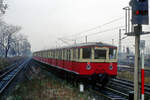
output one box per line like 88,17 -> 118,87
76,62 -> 117,76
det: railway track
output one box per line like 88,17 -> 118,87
0,59 -> 23,75
0,64 -> 16,75
90,87 -> 128,100
109,78 -> 150,95
90,78 -> 150,100
118,65 -> 150,72
0,59 -> 24,79
0,58 -> 31,95
88,81 -> 129,100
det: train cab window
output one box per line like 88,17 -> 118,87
51,52 -> 52,58
94,49 -> 106,59
44,52 -> 47,58
63,50 -> 66,60
60,50 -> 62,60
73,49 -> 76,60
66,50 -> 69,60
47,52 -> 49,58
53,51 -> 55,58
55,51 -> 57,59
83,48 -> 91,59
50,51 -> 52,57
109,48 -> 117,59
46,52 -> 47,58
68,50 -> 71,60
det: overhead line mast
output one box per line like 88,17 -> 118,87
127,0 -> 149,100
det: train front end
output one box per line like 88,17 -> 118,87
78,44 -> 118,85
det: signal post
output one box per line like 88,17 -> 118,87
127,0 -> 149,100
134,25 -> 141,100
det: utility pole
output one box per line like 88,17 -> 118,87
127,0 -> 149,100
118,29 -> 122,63
74,40 -> 76,44
126,27 -> 150,100
123,7 -> 128,33
126,25 -> 142,100
123,7 -> 130,33
119,29 -> 122,54
128,8 -> 130,33
85,36 -> 87,43
141,40 -> 145,100
119,29 -> 126,62
112,39 -> 114,45
134,25 -> 141,100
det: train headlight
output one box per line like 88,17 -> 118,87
86,64 -> 91,70
109,65 -> 113,70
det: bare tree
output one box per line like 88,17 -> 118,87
0,1 -> 31,58
20,39 -> 31,56
0,0 -> 7,15
17,34 -> 31,56
8,34 -> 31,57
0,23 -> 21,58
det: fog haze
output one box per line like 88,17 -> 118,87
4,0 -> 130,51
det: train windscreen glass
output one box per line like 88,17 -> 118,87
94,49 -> 106,59
83,48 -> 91,59
109,48 -> 117,59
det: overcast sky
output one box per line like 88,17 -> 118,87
4,0 -> 134,51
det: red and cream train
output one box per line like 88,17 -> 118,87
33,42 -> 118,85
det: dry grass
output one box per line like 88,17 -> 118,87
10,69 -> 91,100
0,56 -> 22,70
118,71 -> 150,85
0,58 -> 10,70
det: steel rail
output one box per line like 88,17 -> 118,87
0,63 -> 16,74
0,65 -> 17,79
110,78 -> 150,95
93,78 -> 150,100
0,59 -> 25,75
115,78 -> 150,88
0,58 -> 31,94
89,87 -> 128,100
118,65 -> 150,72
0,59 -> 25,79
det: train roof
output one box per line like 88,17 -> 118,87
62,42 -> 117,49
34,42 -> 117,53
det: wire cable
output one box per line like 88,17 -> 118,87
60,16 -> 124,39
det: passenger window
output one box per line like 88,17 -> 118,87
60,50 -> 62,59
73,49 -> 76,59
68,50 -> 71,60
63,50 -> 66,60
94,49 -> 106,59
109,48 -> 117,59
83,48 -> 91,59
67,50 -> 69,60
53,51 -> 55,58
78,48 -> 80,59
